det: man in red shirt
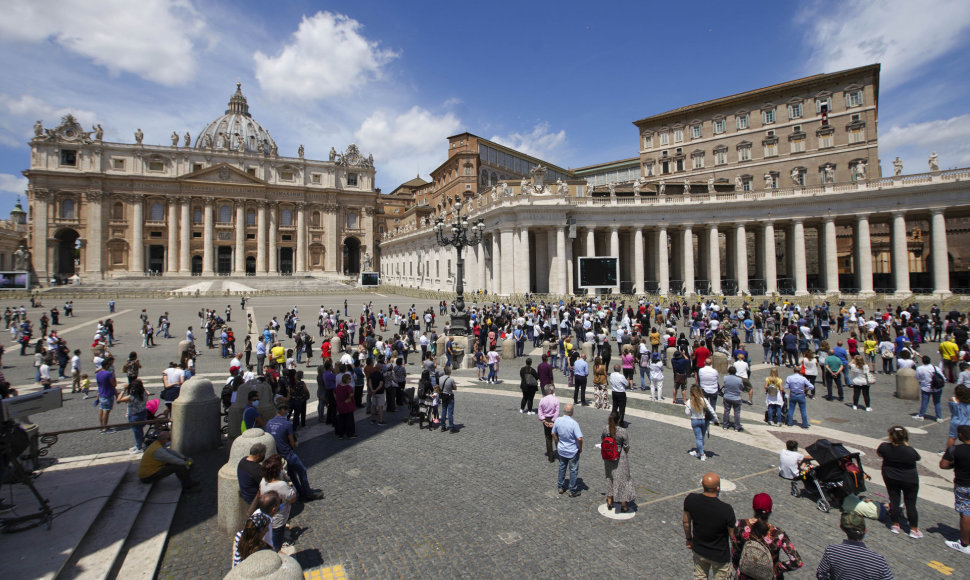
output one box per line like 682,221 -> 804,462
320,340 -> 332,365
693,342 -> 711,378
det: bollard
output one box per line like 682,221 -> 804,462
226,378 -> 278,446
895,367 -> 919,400
501,338 -> 516,361
581,341 -> 594,362
223,549 -> 303,580
171,377 -> 221,457
712,352 -> 729,375
177,339 -> 191,361
217,428 -> 277,536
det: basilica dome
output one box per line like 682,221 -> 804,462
195,83 -> 277,155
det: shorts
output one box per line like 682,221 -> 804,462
98,396 -> 114,411
372,393 -> 386,408
949,421 -> 969,440
741,378 -> 752,392
955,486 -> 970,517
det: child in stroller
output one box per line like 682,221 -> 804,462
787,438 -> 869,512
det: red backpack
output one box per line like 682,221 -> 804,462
601,435 -> 620,461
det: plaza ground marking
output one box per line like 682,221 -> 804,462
641,468 -> 776,506
55,308 -> 134,336
927,560 -> 953,575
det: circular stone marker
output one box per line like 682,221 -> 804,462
907,427 -> 927,435
597,502 -> 637,520
717,479 -> 737,492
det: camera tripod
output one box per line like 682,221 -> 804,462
0,421 -> 54,533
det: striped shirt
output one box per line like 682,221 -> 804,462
816,540 -> 892,579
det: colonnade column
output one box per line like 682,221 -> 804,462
256,203 -> 267,274
325,205 -> 337,273
85,191 -> 104,276
609,226 -> 620,293
822,217 -> 838,293
202,200 -> 214,275
682,225 -> 695,295
931,210 -> 950,295
762,221 -> 777,295
492,234 -> 501,293
586,227 -> 596,256
891,211 -> 910,294
500,228 -> 515,295
268,204 -> 278,274
793,219 -> 808,295
556,226 -> 568,295
708,224 -> 721,295
234,203 -> 245,275
517,227 -> 531,294
130,196 -> 144,274
855,214 -> 873,294
657,226 -> 669,295
633,227 -> 644,294
735,224 -> 749,295
167,200 -> 179,273
179,197 -> 191,273
31,190 -> 50,278
295,203 -> 307,274
478,243 -> 487,293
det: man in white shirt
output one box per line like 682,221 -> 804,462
779,439 -> 813,479
733,354 -> 752,405
607,364 -> 629,425
914,355 -> 944,421
697,358 -> 720,411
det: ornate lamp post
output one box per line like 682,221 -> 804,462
434,199 -> 485,336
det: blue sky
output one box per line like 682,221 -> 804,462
1,0 -> 969,213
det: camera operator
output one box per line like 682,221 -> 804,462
0,379 -> 19,512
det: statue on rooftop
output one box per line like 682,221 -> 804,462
893,156 -> 903,176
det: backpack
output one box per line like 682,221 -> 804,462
931,369 -> 945,391
738,534 -> 775,580
640,352 -> 651,367
601,435 -> 620,461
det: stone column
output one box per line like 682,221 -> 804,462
268,204 -> 278,274
855,215 -> 874,294
682,225 -> 695,295
556,226 -> 568,295
179,197 -> 191,273
566,238 -> 574,295
492,234 -> 501,292
891,211 -> 910,294
735,224 -> 749,295
256,203 -> 267,274
586,227 -> 596,256
295,203 -> 307,273
793,219 -> 808,295
931,210 -> 950,295
633,227 -> 644,294
657,226 -> 669,295
130,195 -> 144,275
500,228 -> 515,295
822,217 -> 839,293
725,226 -> 737,281
708,224 -> 721,295
546,230 -> 556,293
478,243 -> 487,293
84,191 -> 104,276
31,190 -> 50,279
325,204 -> 337,272
167,200 -> 179,273
609,226 -> 620,293
517,227 -> 531,294
234,203 -> 245,275
202,200 -> 214,275
763,221 -> 777,295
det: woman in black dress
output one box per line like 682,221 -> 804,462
877,426 -> 922,538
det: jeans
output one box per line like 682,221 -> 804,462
704,392 -> 718,413
440,394 -> 455,429
128,410 -> 147,450
284,451 -> 310,498
573,375 -> 588,404
852,384 -> 871,408
639,366 -> 649,390
296,349 -> 303,364
767,404 -> 782,424
140,464 -> 192,488
919,389 -> 943,419
271,525 -> 285,552
882,357 -> 894,373
291,400 -> 307,429
825,372 -> 844,399
516,341 -> 525,357
557,453 -> 579,493
787,394 -> 808,428
691,418 -> 708,457
722,399 -> 741,428
487,363 -> 498,382
611,391 -> 627,423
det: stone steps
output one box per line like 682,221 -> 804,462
111,475 -> 182,580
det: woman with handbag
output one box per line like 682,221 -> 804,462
848,355 -> 872,412
519,358 -> 539,414
798,351 -> 818,399
592,356 -> 609,409
602,412 -> 635,512
685,385 -> 717,461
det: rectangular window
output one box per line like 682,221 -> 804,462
247,233 -> 255,240
815,98 -> 831,114
279,170 -> 294,181
742,178 -> 752,192
693,156 -> 704,169
311,173 -> 321,184
150,231 -> 162,238
819,133 -> 834,148
712,119 -> 725,134
845,90 -> 863,107
645,135 -> 653,148
764,143 -> 778,157
659,132 -> 669,146
690,125 -> 702,139
193,231 -> 202,238
645,163 -> 654,176
247,167 -> 257,176
848,128 -> 865,144
674,129 -> 683,142
788,103 -> 803,119
193,163 -> 204,172
60,149 -> 77,166
112,158 -> 125,170
347,173 -> 358,186
281,235 -> 292,242
148,161 -> 164,172
790,137 -> 805,153
738,147 -> 751,161
761,109 -> 775,125
736,114 -> 749,130
714,151 -> 727,165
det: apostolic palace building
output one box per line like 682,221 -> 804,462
20,64 -> 970,296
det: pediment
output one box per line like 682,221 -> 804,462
181,163 -> 265,185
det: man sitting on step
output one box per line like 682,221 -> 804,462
138,431 -> 200,492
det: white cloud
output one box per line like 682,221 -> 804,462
880,114 -> 970,168
490,122 -> 567,163
254,11 -> 398,100
0,94 -> 99,147
0,173 -> 27,196
0,0 -> 207,86
354,107 -> 462,189
800,0 -> 970,88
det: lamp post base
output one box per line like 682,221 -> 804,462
449,311 -> 470,336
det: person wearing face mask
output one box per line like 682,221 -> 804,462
242,390 -> 265,433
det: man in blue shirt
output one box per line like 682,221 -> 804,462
785,369 -> 812,429
572,354 -> 590,406
264,402 -> 322,502
832,341 -> 851,386
552,404 -> 583,496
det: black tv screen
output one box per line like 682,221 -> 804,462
578,257 -> 618,288
360,272 -> 379,286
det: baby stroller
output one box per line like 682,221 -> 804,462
793,439 -> 866,513
407,371 -> 438,429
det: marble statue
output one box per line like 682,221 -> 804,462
556,179 -> 568,195
271,144 -> 278,156
298,144 -> 305,159
257,141 -> 265,153
94,124 -> 104,141
683,178 -> 690,195
707,177 -> 715,193
184,132 -> 190,147
764,172 -> 773,189
734,175 -> 742,192
632,177 -> 643,196
608,181 -> 616,196
520,177 -> 529,194
171,131 -> 179,146
893,156 -> 903,176
658,179 -> 666,196
329,147 -> 337,161
362,251 -> 372,271
823,164 -> 835,183
135,128 -> 144,144
929,152 -> 939,172
790,168 -> 800,185
368,154 -> 374,166
203,134 -> 213,148
854,161 -> 867,181
34,120 -> 43,137
14,244 -> 29,270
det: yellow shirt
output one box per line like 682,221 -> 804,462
940,340 -> 959,361
271,345 -> 285,364
138,441 -> 167,479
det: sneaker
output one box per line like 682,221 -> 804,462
558,488 -> 566,494
865,407 -> 872,412
909,529 -> 923,539
889,525 -> 901,534
852,405 -> 858,410
527,411 -> 537,415
700,455 -> 707,461
913,415 -> 925,421
936,418 -> 945,423
688,450 -> 698,457
945,540 -> 970,554
519,409 -> 525,414
128,446 -> 143,454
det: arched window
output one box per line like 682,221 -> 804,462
150,202 -> 164,221
311,211 -> 320,227
280,208 -> 292,226
219,205 -> 232,223
347,211 -> 358,229
480,172 -> 488,186
61,199 -> 75,219
246,210 -> 255,226
112,202 -> 124,220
